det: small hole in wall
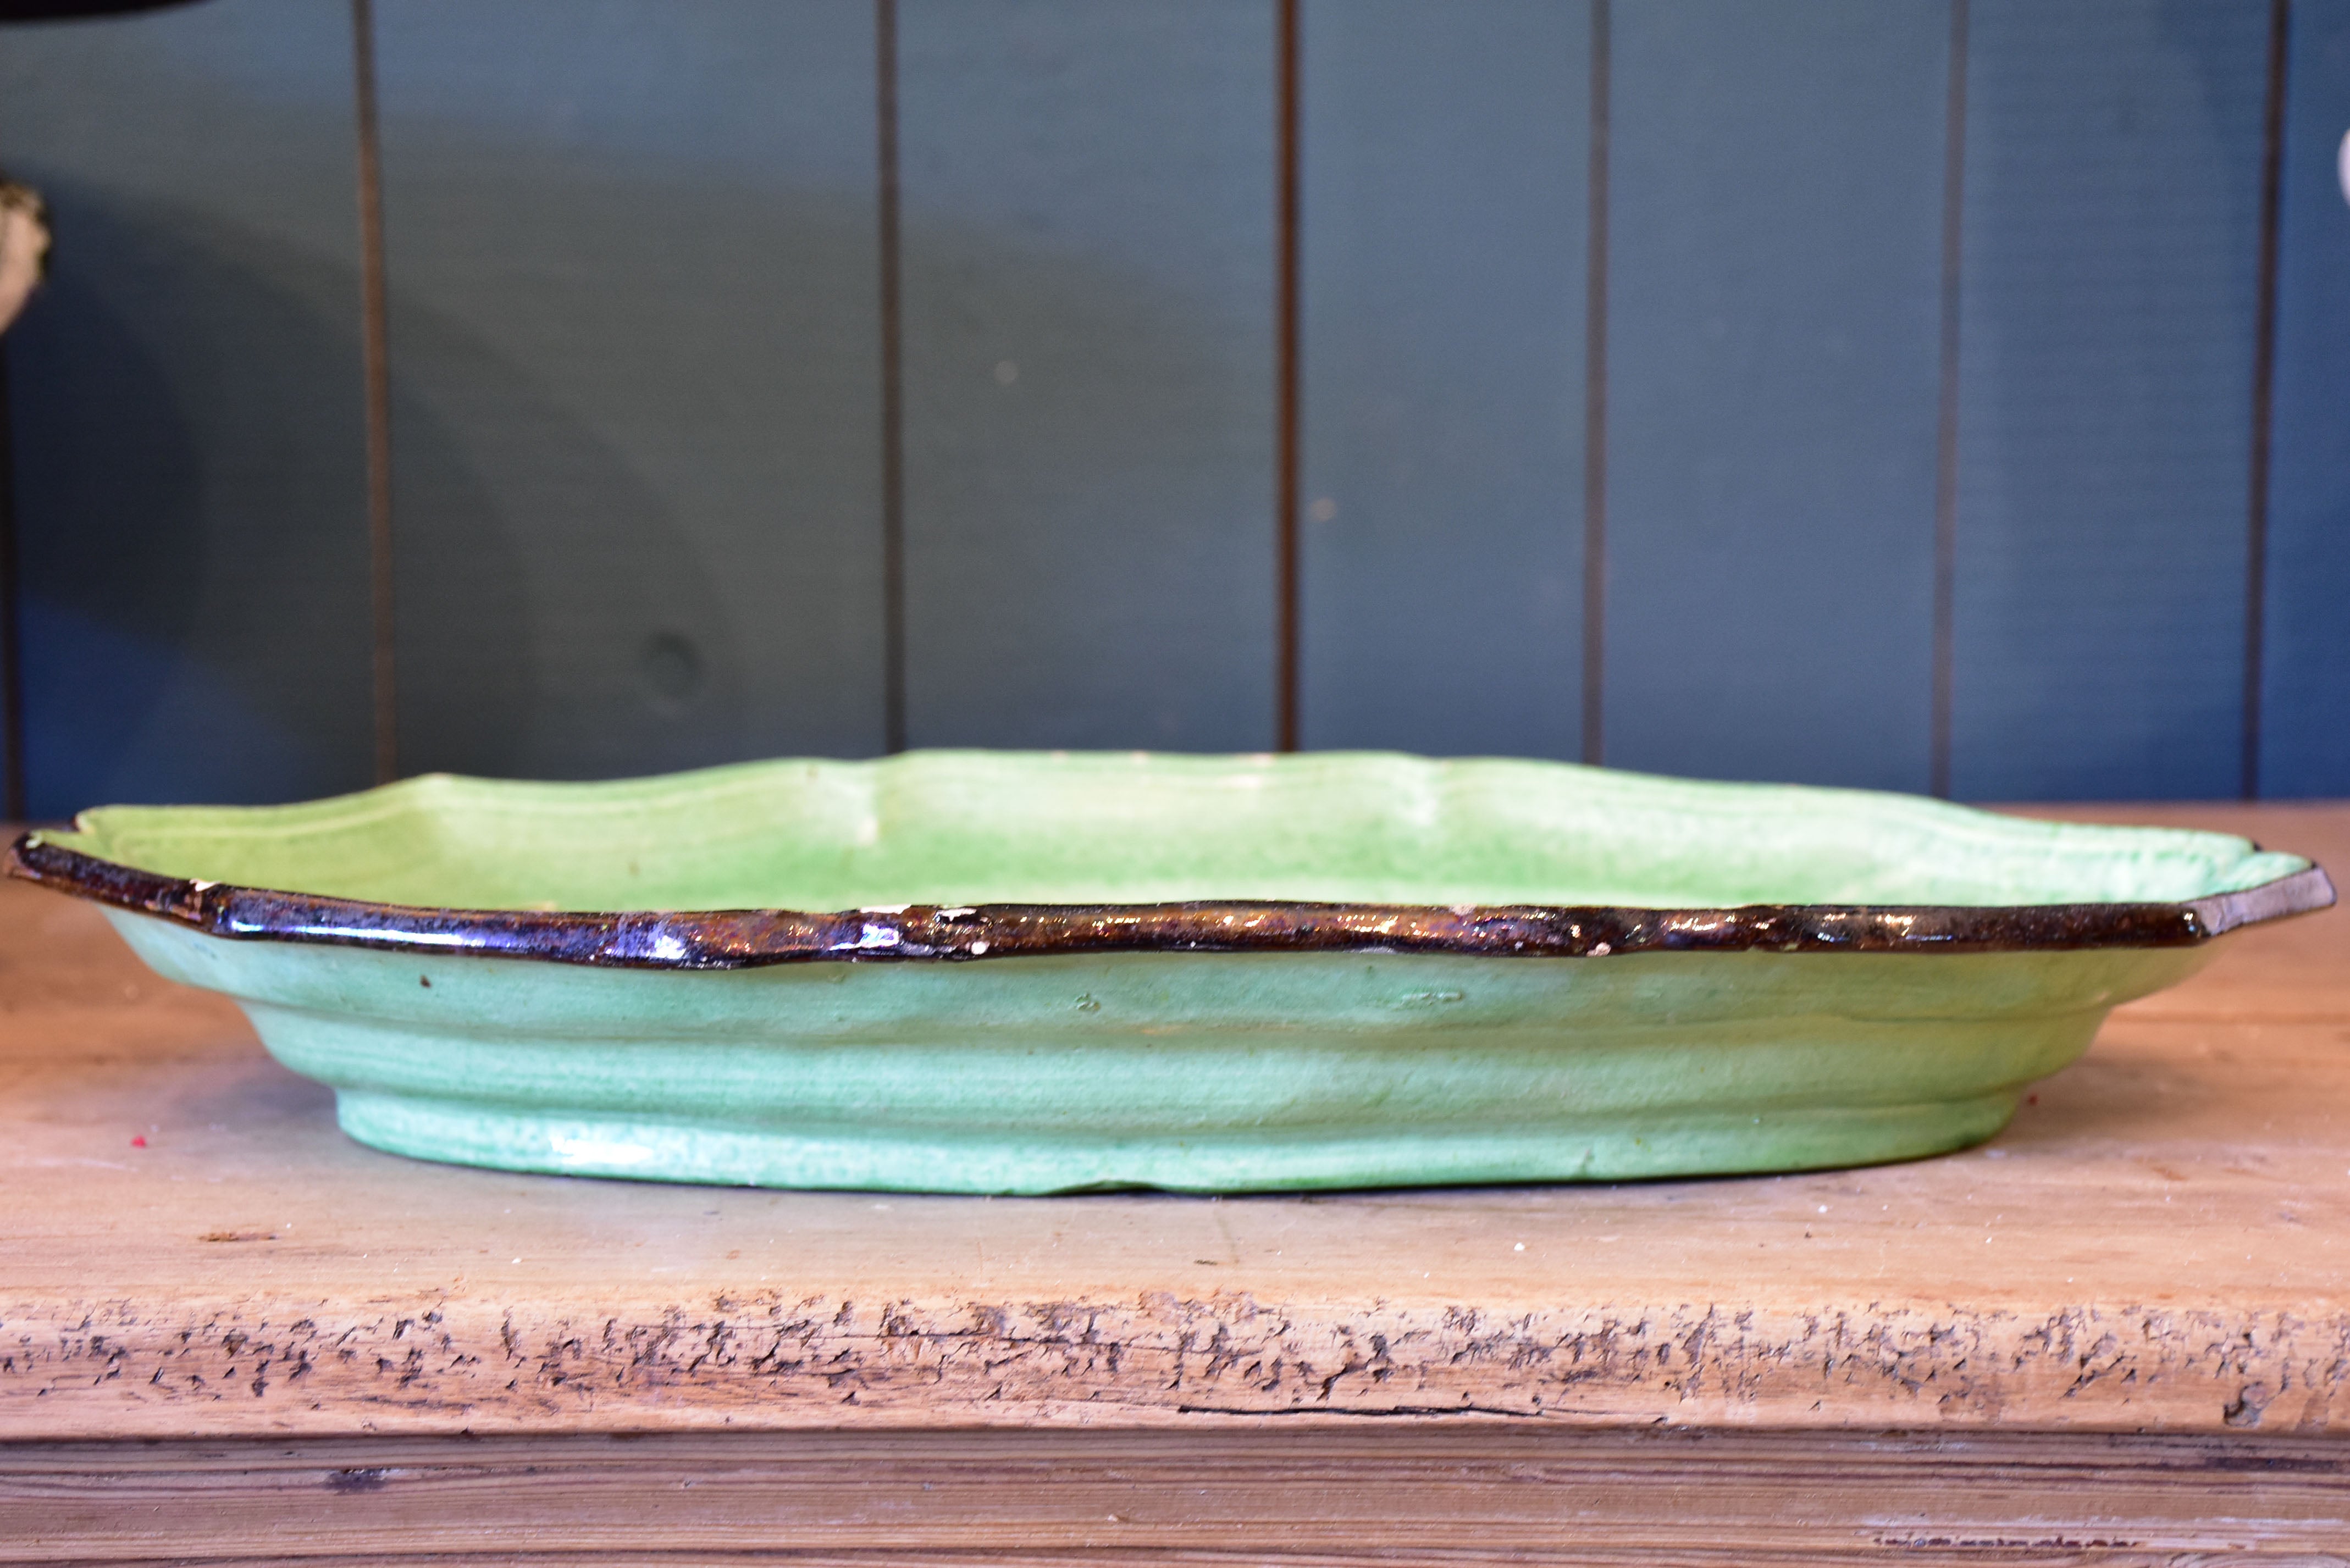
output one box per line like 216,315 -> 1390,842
640,633 -> 702,708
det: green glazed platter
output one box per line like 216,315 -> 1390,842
6,751 -> 2332,1193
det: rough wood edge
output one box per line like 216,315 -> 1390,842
8,1288 -> 2350,1441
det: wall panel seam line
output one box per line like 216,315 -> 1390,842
1276,0 -> 1302,753
1580,0 -> 1610,768
877,0 -> 907,756
351,0 -> 397,785
1930,0 -> 1970,801
2243,0 -> 2291,801
0,340 -> 23,822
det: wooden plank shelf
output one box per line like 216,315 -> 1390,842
5,801 -> 2349,1560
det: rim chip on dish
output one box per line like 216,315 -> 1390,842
7,750 -> 2332,1193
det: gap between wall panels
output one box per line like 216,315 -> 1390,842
2243,0 -> 2292,802
1276,0 -> 1302,753
877,0 -> 908,756
1929,0 -> 1970,801
1581,0 -> 1611,769
0,340 -> 23,821
351,0 -> 398,788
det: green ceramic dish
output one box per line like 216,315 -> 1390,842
6,751 -> 2332,1193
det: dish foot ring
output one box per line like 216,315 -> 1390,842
334,1089 -> 2022,1194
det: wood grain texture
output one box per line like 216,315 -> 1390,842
1601,0 -> 1948,791
897,0 -> 1276,752
8,1428 -> 2350,1563
0,805 -> 2346,1442
374,0 -> 886,778
1951,1 -> 2270,802
1296,0 -> 1589,760
2260,0 -> 2350,800
0,0 -> 373,818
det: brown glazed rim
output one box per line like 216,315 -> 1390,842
7,832 -> 2336,971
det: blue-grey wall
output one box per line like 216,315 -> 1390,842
0,0 -> 2341,817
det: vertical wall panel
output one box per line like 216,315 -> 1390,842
898,0 -> 1276,751
0,0 -> 371,817
2261,0 -> 2350,797
1296,0 -> 1587,759
3,4 -> 2321,803
1951,1 -> 2268,801
376,0 -> 883,779
1603,0 -> 1948,790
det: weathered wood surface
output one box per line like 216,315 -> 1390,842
7,1428 -> 2350,1565
1,804 -> 2346,1440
